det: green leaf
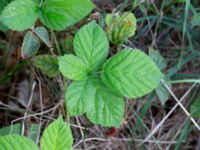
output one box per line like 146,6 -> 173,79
74,21 -> 109,72
0,0 -> 39,31
0,124 -> 22,136
21,31 -> 40,58
190,95 -> 200,117
39,0 -> 94,30
27,124 -> 40,143
34,26 -> 51,47
0,0 -> 9,32
0,123 -> 40,143
148,48 -> 170,106
65,78 -> 93,116
86,77 -> 124,127
149,48 -> 167,70
41,117 -> 73,150
62,35 -> 74,53
155,77 -> 171,106
102,49 -> 163,98
33,54 -> 59,77
0,22 -> 8,32
65,76 -> 124,127
0,134 -> 38,150
105,12 -> 136,36
192,13 -> 200,27
105,14 -> 113,26
105,12 -> 137,45
0,0 -> 12,13
58,54 -> 87,80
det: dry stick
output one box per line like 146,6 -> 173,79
12,100 -> 63,127
166,84 -> 200,150
133,110 -> 163,150
142,3 -> 159,50
144,82 -> 196,142
36,78 -> 43,145
166,118 -> 189,150
21,81 -> 37,136
30,66 -> 44,144
161,79 -> 200,131
75,117 -> 86,148
0,102 -> 27,113
11,109 -> 86,129
73,137 -> 179,149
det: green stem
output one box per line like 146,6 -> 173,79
170,79 -> 200,84
51,30 -> 62,55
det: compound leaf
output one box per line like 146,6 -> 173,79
41,117 -> 73,150
0,0 -> 39,31
39,0 -> 94,30
58,54 -> 87,80
0,134 -> 38,150
191,13 -> 200,27
33,54 -> 59,77
74,21 -> 109,72
86,77 -> 124,127
21,31 -> 40,58
65,76 -> 124,127
102,49 -> 163,98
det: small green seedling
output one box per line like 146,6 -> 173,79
58,21 -> 163,127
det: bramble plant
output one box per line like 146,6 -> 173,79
0,0 -> 164,148
58,21 -> 163,127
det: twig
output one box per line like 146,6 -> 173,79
73,137 -> 181,149
144,82 -> 196,142
21,81 -> 36,136
11,100 -> 64,126
161,79 -> 200,131
36,77 -> 43,145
